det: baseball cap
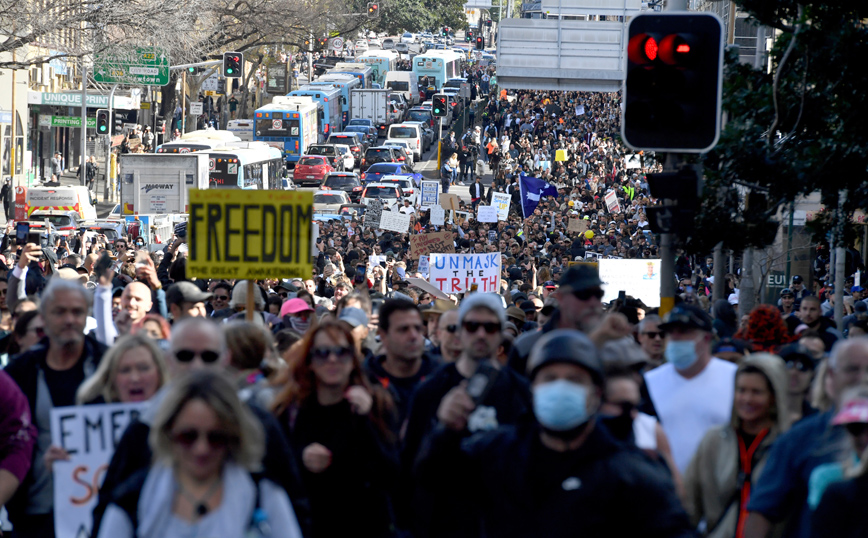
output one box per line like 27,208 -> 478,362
852,286 -> 865,293
831,397 -> 868,426
780,288 -> 794,298
166,281 -> 213,306
543,280 -> 557,289
659,304 -> 713,333
338,307 -> 368,328
519,300 -> 537,313
527,329 -> 603,384
778,343 -> 817,370
280,298 -> 314,317
558,265 -> 603,292
792,275 -> 804,284
856,301 -> 868,313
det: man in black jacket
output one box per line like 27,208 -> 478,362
415,330 -> 695,538
4,278 -> 107,538
90,317 -> 311,536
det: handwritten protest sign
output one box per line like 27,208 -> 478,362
410,231 -> 454,259
604,191 -> 621,213
418,255 -> 429,275
568,218 -> 588,234
51,403 -> 145,538
364,199 -> 383,228
187,189 -> 313,280
477,205 -> 498,223
379,211 -> 412,233
429,253 -> 502,294
491,192 -> 511,221
421,181 -> 439,207
430,206 -> 445,225
369,255 -> 387,267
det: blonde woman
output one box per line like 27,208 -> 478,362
97,370 -> 302,538
76,334 -> 167,404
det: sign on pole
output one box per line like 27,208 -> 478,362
332,37 -> 345,51
420,180 -> 440,207
429,253 -> 501,294
187,189 -> 313,280
189,102 -> 204,116
51,403 -> 145,538
94,47 -> 170,86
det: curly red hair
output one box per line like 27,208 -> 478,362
734,304 -> 796,353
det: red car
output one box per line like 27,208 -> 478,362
293,155 -> 334,187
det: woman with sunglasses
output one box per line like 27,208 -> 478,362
810,387 -> 868,538
271,321 -> 398,538
97,370 -> 303,538
683,354 -> 791,538
4,310 -> 44,359
76,334 -> 167,404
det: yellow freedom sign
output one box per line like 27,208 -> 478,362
187,189 -> 313,280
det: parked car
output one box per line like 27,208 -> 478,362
307,144 -> 351,171
313,190 -> 352,214
361,146 -> 400,168
361,162 -> 415,183
293,155 -> 334,187
322,172 -> 364,203
361,182 -> 404,210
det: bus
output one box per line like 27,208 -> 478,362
199,146 -> 285,189
289,84 -> 342,138
309,74 -> 360,128
155,129 -> 242,153
254,96 -> 319,167
331,62 -> 375,89
412,50 -> 464,93
357,50 -> 399,86
227,119 -> 254,141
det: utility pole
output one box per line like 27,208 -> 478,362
80,64 -> 88,187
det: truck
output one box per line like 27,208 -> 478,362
125,214 -> 174,246
26,186 -> 97,233
350,89 -> 402,136
119,153 -> 210,215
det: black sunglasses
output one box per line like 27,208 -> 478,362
845,423 -> 868,437
175,349 -> 221,363
171,428 -> 235,449
573,288 -> 604,301
463,321 -> 502,334
786,360 -> 814,372
311,346 -> 354,364
445,324 -> 458,333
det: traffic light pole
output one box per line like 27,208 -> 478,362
659,152 -> 677,316
80,65 -> 87,188
105,83 -> 118,202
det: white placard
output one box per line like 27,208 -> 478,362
604,190 -> 620,213
51,403 -> 145,538
477,205 -> 498,223
419,255 -> 430,275
189,102 -> 203,116
491,192 -> 511,221
369,255 -> 387,267
599,259 -> 661,307
429,253 -> 501,294
430,206 -> 445,226
421,181 -> 440,207
379,211 -> 412,233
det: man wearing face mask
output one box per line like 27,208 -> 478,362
414,329 -> 693,537
644,304 -> 738,474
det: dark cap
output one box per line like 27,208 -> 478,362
792,275 -> 804,284
780,288 -> 794,298
659,304 -> 713,333
543,280 -> 557,289
778,343 -> 817,369
166,281 -> 213,306
506,306 -> 526,324
519,300 -> 537,313
527,329 -> 603,385
558,265 -> 603,292
856,301 -> 868,313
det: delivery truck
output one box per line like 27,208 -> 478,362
350,89 -> 402,136
119,153 -> 210,215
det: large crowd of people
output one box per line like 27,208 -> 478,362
0,60 -> 867,538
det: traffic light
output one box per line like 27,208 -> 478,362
186,66 -> 203,75
95,109 -> 111,135
367,2 -> 379,17
217,78 -> 226,94
223,52 -> 244,78
486,20 -> 492,28
475,36 -> 484,50
466,29 -> 473,42
318,37 -> 328,47
432,94 -> 447,117
622,13 -> 724,153
645,168 -> 701,239
442,27 -> 447,36
304,37 -> 311,47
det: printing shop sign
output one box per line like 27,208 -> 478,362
51,402 -> 145,538
429,253 -> 501,294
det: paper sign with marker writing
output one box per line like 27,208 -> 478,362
379,211 -> 411,233
477,205 -> 498,223
430,206 -> 445,225
490,192 -> 510,221
429,253 -> 501,294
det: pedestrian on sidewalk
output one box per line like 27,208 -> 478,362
50,152 -> 63,179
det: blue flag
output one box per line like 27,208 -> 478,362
519,173 -> 559,219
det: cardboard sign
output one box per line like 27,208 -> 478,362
51,403 -> 145,538
604,191 -> 621,213
599,258 -> 661,307
568,218 -> 588,234
364,199 -> 383,228
421,180 -> 440,207
187,189 -> 313,280
379,211 -> 412,233
429,253 -> 502,294
430,206 -> 445,226
439,193 -> 462,211
410,231 -> 454,259
490,192 -> 511,221
477,205 -> 498,223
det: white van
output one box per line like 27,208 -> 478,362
383,72 -> 420,106
386,123 -> 423,161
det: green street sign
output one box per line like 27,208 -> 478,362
94,47 -> 170,86
40,115 -> 97,128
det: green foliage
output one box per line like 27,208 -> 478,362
371,0 -> 467,34
691,1 -> 868,253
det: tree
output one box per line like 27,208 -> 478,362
691,1 -> 868,255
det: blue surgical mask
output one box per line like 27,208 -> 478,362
533,379 -> 591,431
665,339 -> 700,370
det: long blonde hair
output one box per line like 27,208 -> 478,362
76,334 -> 167,404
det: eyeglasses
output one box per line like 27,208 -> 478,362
311,346 -> 354,364
573,288 -> 604,301
175,349 -> 221,363
462,321 -> 502,334
171,428 -> 235,449
641,331 -> 665,339
786,360 -> 814,372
